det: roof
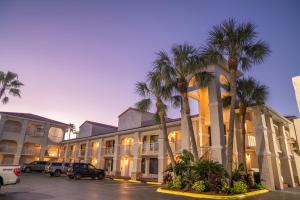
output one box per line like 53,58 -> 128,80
118,107 -> 155,117
0,112 -> 69,127
80,120 -> 117,129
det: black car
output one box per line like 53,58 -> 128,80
67,163 -> 105,180
21,161 -> 49,173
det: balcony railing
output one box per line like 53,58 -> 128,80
245,134 -> 256,148
142,142 -> 159,155
78,149 -> 86,157
3,125 -> 22,133
119,145 -> 133,155
26,130 -> 44,137
169,141 -> 181,153
22,148 -> 41,156
0,145 -> 17,154
104,147 -> 114,156
88,148 -> 98,157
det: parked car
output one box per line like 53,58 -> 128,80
0,165 -> 21,189
67,163 -> 105,180
21,161 -> 49,173
45,162 -> 70,177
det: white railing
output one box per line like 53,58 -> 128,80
26,130 -> 44,137
104,147 -> 114,156
89,148 -> 98,157
119,145 -> 133,155
22,148 -> 40,156
78,149 -> 86,157
246,134 -> 256,148
169,141 -> 181,153
3,125 -> 22,133
0,145 -> 17,154
142,142 -> 159,155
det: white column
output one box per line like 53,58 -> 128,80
13,119 -> 29,165
265,116 -> 284,190
131,132 -> 141,180
84,140 -> 90,163
112,135 -> 121,177
279,123 -> 296,188
158,129 -> 166,183
208,75 -> 226,165
252,108 -> 275,190
97,138 -> 103,168
180,113 -> 190,151
0,115 -> 7,138
64,143 -> 70,162
39,125 -> 50,161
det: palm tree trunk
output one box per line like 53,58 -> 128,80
182,92 -> 199,160
240,105 -> 247,170
159,111 -> 176,173
227,69 -> 238,184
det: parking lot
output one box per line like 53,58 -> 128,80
1,173 -> 300,200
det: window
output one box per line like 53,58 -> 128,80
149,158 -> 158,174
141,158 -> 145,174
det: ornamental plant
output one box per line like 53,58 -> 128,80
230,181 -> 248,194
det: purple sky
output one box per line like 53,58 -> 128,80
0,0 -> 300,129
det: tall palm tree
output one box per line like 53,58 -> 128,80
135,71 -> 176,172
223,77 -> 268,170
153,44 -> 213,160
0,71 -> 24,104
67,123 -> 76,140
201,18 -> 270,177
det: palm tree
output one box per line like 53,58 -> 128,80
135,70 -> 176,172
0,71 -> 24,104
67,123 -> 76,140
201,18 -> 270,177
153,44 -> 213,160
223,77 -> 268,170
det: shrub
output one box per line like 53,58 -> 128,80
255,183 -> 264,190
166,176 -> 182,189
230,181 -> 248,194
192,180 -> 207,192
221,179 -> 230,194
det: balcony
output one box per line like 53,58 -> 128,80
0,145 -> 17,154
70,150 -> 78,158
104,147 -> 114,156
78,149 -> 86,157
3,125 -> 22,133
245,134 -> 256,148
26,130 -> 44,137
169,141 -> 181,153
46,150 -> 59,158
88,148 -> 98,157
22,148 -> 40,156
119,145 -> 133,156
142,142 -> 158,155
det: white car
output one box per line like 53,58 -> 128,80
0,165 -> 21,189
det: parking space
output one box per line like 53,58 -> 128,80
1,173 -> 300,200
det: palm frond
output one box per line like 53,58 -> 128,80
170,95 -> 182,108
135,98 -> 152,112
194,71 -> 214,88
135,82 -> 150,97
9,88 -> 21,97
2,96 -> 9,104
222,95 -> 231,108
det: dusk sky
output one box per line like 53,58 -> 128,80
0,0 -> 299,130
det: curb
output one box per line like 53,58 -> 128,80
156,188 -> 269,199
145,182 -> 162,185
112,179 -> 162,185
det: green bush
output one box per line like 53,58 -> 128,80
231,181 -> 248,194
255,183 -> 264,190
192,180 -> 207,192
221,179 -> 230,194
166,176 -> 182,189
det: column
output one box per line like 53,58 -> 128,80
84,140 -> 90,163
39,125 -> 50,161
64,143 -> 70,162
252,108 -> 275,190
265,115 -> 284,189
131,132 -> 141,180
97,138 -> 104,168
279,123 -> 296,187
158,129 -> 166,183
13,119 -> 29,165
208,75 -> 226,165
198,88 -> 210,156
234,114 -> 242,167
112,135 -> 121,177
0,115 -> 7,138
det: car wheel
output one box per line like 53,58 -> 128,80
54,170 -> 61,177
74,173 -> 81,180
50,173 -> 54,177
97,174 -> 104,180
68,176 -> 74,179
25,167 -> 31,173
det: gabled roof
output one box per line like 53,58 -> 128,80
0,112 -> 69,126
118,107 -> 155,117
80,120 -> 117,130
